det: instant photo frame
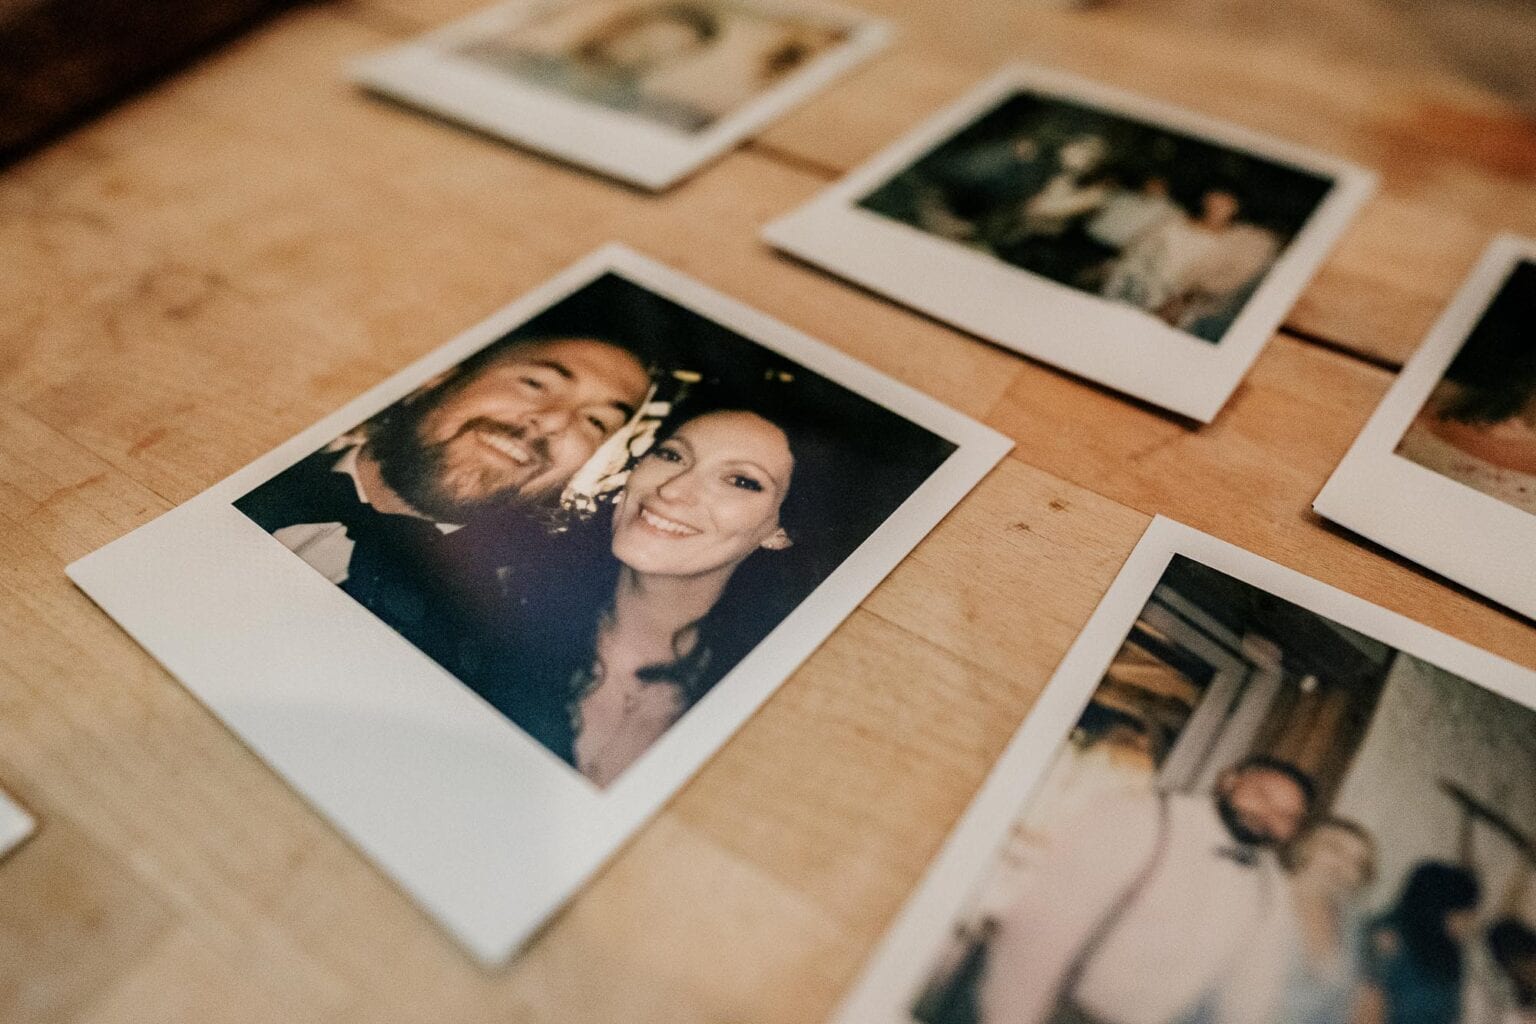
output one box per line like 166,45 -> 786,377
67,245 -> 1010,965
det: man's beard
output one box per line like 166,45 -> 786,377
1215,793 -> 1276,848
366,407 -> 553,523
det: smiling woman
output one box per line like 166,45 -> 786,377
612,410 -> 795,578
577,408 -> 799,785
449,389 -> 877,787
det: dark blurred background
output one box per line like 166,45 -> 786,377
0,0 -> 298,164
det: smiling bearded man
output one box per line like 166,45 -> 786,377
234,336 -> 651,630
363,337 -> 652,526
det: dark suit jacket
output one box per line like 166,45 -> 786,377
233,448 -> 565,707
233,448 -> 469,664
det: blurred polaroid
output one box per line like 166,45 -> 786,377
833,516 -> 1536,1024
765,65 -> 1376,422
1316,235 -> 1536,621
351,0 -> 889,189
0,783 -> 35,861
67,245 -> 1009,965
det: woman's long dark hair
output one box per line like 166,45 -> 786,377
638,399 -> 849,700
1438,260 -> 1536,425
1381,861 -> 1480,983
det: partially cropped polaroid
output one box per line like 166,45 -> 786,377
67,244 -> 1009,965
351,0 -> 889,189
1317,234 -> 1536,621
0,782 -> 35,862
765,65 -> 1375,422
834,517 -> 1536,1024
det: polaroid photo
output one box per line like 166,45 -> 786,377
0,783 -> 35,862
833,516 -> 1536,1024
1316,235 -> 1536,622
350,0 -> 890,190
764,64 -> 1377,422
67,244 -> 1010,964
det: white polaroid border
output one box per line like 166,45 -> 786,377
349,0 -> 891,191
764,64 -> 1377,423
1316,234 -> 1536,622
831,515 -> 1536,1022
0,784 -> 35,862
66,244 -> 1011,966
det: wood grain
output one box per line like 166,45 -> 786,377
1,4 -> 1532,1023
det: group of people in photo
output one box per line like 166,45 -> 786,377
910,564 -> 1536,1024
860,94 -> 1333,342
237,276 -> 951,787
916,749 -> 1536,1024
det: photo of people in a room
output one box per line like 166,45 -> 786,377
909,555 -> 1536,1024
1395,259 -> 1536,516
234,272 -> 955,789
454,0 -> 849,134
858,91 -> 1335,344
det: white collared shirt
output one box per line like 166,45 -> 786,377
271,441 -> 459,585
981,790 -> 1297,1024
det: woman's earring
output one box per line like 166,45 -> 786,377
760,528 -> 793,551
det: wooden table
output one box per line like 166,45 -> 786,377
3,1 -> 1534,1020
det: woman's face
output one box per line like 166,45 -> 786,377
611,410 -> 794,580
1294,826 -> 1374,900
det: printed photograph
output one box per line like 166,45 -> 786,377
858,91 -> 1334,344
0,782 -> 34,862
908,555 -> 1536,1024
1313,235 -> 1536,621
1394,259 -> 1536,517
455,0 -> 849,134
768,67 -> 1375,420
234,271 -> 956,788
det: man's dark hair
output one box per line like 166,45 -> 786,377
444,331 -> 651,394
363,332 -> 647,443
1490,917 -> 1536,966
1439,260 -> 1536,425
1231,754 -> 1317,808
579,2 -> 721,60
651,3 -> 720,43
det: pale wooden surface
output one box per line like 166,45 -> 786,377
1,3 -> 1533,1022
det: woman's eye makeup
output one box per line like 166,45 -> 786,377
727,473 -> 764,492
650,443 -> 684,462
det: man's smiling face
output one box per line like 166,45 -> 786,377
373,337 -> 651,522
